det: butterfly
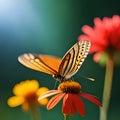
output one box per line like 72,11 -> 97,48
18,40 -> 91,82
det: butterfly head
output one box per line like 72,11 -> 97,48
52,74 -> 68,82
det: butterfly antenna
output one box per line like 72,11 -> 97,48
53,80 -> 59,89
80,76 -> 95,81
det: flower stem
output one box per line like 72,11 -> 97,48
64,114 -> 70,120
30,106 -> 40,120
100,58 -> 114,120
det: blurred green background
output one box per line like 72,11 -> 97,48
0,0 -> 120,120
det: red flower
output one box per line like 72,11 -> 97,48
78,15 -> 120,64
38,81 -> 102,116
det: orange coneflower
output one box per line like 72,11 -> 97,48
39,80 -> 102,117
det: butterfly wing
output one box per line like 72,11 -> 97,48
18,54 -> 62,75
58,40 -> 91,79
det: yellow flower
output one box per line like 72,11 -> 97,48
7,80 -> 49,111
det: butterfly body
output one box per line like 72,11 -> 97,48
18,40 -> 91,82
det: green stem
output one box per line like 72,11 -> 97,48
64,114 -> 70,120
30,106 -> 40,120
100,58 -> 114,120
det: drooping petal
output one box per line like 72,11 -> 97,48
71,99 -> 77,115
72,94 -> 85,116
7,96 -> 24,107
47,93 -> 65,110
93,52 -> 102,62
38,90 -> 62,101
80,92 -> 102,106
62,94 -> 73,115
22,102 -> 29,111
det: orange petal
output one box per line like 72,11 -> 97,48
47,93 -> 65,110
38,90 -> 62,101
72,94 -> 85,116
80,92 -> 102,106
62,94 -> 72,115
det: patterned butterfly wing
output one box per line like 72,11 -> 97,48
18,54 -> 62,75
58,40 -> 90,79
